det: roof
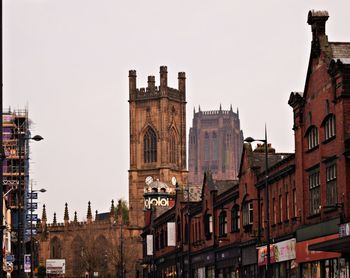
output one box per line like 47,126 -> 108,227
216,180 -> 239,195
329,42 -> 350,59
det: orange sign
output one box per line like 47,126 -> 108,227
296,234 -> 340,263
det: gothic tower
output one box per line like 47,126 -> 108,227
128,66 -> 188,228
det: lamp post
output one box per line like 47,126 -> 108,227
29,185 -> 46,278
244,127 -> 270,277
17,134 -> 43,278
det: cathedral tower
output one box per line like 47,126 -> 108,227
128,66 -> 188,228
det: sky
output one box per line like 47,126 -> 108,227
3,0 -> 350,222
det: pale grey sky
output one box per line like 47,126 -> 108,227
3,0 -> 350,221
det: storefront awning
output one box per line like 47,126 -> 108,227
309,236 -> 350,254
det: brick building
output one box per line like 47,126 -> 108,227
142,10 -> 350,278
188,106 -> 243,185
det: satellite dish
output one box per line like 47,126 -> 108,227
171,176 -> 177,186
145,176 -> 153,185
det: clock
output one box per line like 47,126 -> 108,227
171,176 -> 177,186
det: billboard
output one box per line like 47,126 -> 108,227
146,235 -> 153,256
46,259 -> 66,274
167,222 -> 176,246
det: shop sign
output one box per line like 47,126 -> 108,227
339,222 -> 350,238
146,235 -> 153,256
296,234 -> 340,263
167,222 -> 176,246
258,238 -> 296,266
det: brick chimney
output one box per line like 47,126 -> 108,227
307,10 -> 329,42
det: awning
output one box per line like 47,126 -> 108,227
309,236 -> 350,253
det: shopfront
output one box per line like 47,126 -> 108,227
296,234 -> 342,278
216,247 -> 240,278
257,238 -> 297,278
241,243 -> 257,278
307,222 -> 350,278
191,252 -> 215,278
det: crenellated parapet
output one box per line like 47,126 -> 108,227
129,66 -> 186,102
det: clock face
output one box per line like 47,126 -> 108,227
171,176 -> 177,186
145,176 -> 153,185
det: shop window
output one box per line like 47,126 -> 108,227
219,211 -> 227,237
309,169 -> 320,215
326,163 -> 337,206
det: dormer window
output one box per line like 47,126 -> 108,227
307,126 -> 319,150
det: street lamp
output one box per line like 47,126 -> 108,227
244,127 -> 270,277
29,185 -> 46,278
17,134 -> 43,278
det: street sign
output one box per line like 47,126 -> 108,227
24,255 -> 31,273
25,228 -> 37,236
26,214 -> 38,221
27,202 -> 38,210
46,259 -> 66,274
26,192 -> 38,199
6,255 -> 15,263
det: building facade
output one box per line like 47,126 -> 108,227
142,10 -> 350,278
188,106 -> 243,185
37,201 -> 141,278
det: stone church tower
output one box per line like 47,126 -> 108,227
128,66 -> 188,228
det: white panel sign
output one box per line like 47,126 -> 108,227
167,222 -> 176,246
146,235 -> 153,256
46,259 -> 66,274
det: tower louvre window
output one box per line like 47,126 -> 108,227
144,127 -> 157,163
169,129 -> 177,164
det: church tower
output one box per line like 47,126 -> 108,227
128,66 -> 188,228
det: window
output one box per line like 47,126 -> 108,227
204,132 -> 210,161
204,213 -> 213,238
176,216 -> 181,242
286,192 -> 290,220
144,127 -> 157,163
261,202 -> 264,229
324,115 -> 336,140
307,126 -> 319,149
326,164 -> 337,206
231,205 -> 240,232
212,132 -> 218,161
219,211 -> 227,237
242,202 -> 253,226
279,195 -> 283,223
293,187 -> 297,218
169,130 -> 177,163
272,198 -> 276,224
309,170 -> 320,215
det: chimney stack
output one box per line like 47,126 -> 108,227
307,10 -> 329,41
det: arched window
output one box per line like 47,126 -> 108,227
169,129 -> 177,164
219,211 -> 227,237
144,127 -> 157,163
212,132 -> 218,161
231,205 -> 240,232
50,237 -> 62,259
204,132 -> 210,161
72,236 -> 84,277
